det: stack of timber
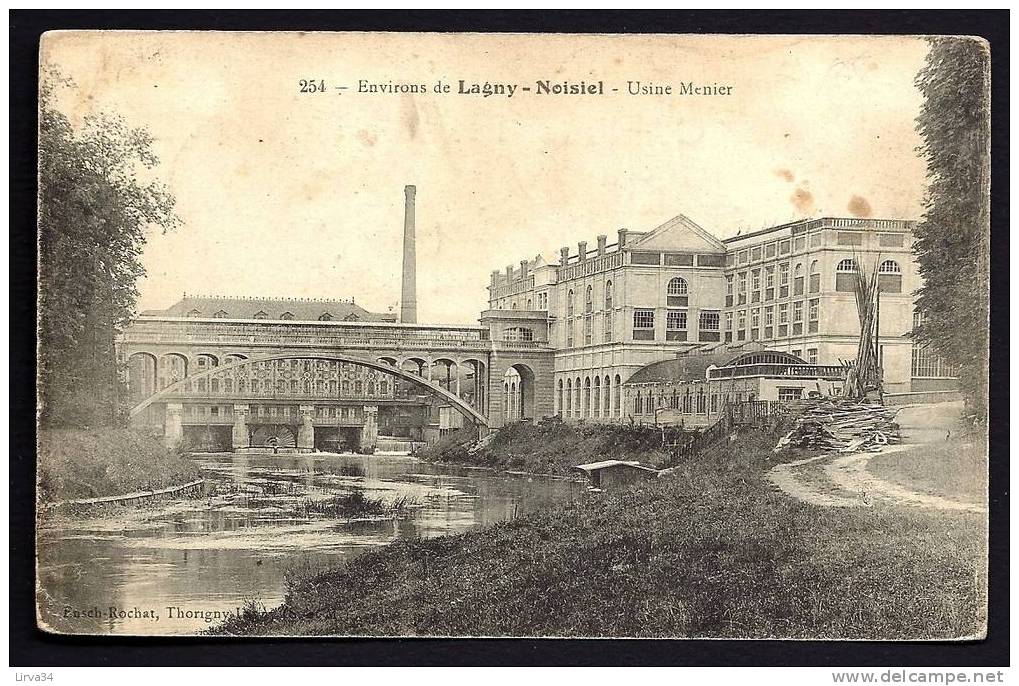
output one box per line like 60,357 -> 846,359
773,401 -> 900,454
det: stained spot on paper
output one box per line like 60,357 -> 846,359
403,99 -> 419,139
848,195 -> 872,217
358,130 -> 377,147
791,187 -> 814,214
775,169 -> 795,183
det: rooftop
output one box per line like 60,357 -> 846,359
139,294 -> 396,323
721,217 -> 916,244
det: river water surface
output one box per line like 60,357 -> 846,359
36,452 -> 584,635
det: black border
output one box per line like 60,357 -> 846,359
10,9 -> 1010,668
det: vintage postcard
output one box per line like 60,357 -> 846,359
36,31 -> 990,638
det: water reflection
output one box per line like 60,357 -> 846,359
36,452 -> 584,635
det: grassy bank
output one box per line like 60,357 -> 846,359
214,425 -> 986,639
38,427 -> 201,503
419,417 -> 700,476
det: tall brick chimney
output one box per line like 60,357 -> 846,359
400,185 -> 417,324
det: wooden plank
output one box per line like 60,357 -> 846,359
42,479 -> 205,510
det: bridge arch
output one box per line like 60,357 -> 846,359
126,352 -> 158,403
129,351 -> 488,426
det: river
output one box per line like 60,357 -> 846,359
36,451 -> 585,636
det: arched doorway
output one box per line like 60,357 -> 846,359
502,364 -> 536,423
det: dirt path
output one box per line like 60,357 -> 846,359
767,401 -> 986,513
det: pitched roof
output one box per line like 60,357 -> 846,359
139,295 -> 397,322
629,214 -> 727,253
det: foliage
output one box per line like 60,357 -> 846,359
38,72 -> 179,427
418,419 -> 702,475
37,427 -> 200,503
912,38 -> 991,420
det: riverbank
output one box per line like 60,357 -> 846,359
214,424 -> 986,638
418,418 -> 691,476
37,427 -> 202,504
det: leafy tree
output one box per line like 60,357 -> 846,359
38,74 -> 180,427
912,37 -> 991,421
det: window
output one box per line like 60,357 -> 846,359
344,313 -> 360,321
778,387 -> 804,401
779,263 -> 790,298
697,253 -> 725,267
538,292 -> 548,310
737,309 -> 746,341
667,277 -> 689,307
724,311 -> 733,342
835,258 -> 858,292
764,305 -> 774,339
793,236 -> 806,252
584,315 -> 593,345
751,246 -> 762,261
525,299 -> 533,309
725,275 -> 734,307
793,300 -> 804,334
186,309 -> 202,318
603,311 -> 613,342
567,319 -> 575,348
664,252 -> 694,266
765,265 -> 775,300
253,311 -> 268,319
567,289 -> 575,317
793,263 -> 805,295
504,327 -> 534,342
765,242 -> 776,258
318,312 -> 333,321
878,260 -> 903,293
837,231 -> 863,246
779,239 -> 791,254
750,308 -> 760,340
280,311 -> 294,320
631,251 -> 661,265
511,302 -> 518,309
879,233 -> 905,247
585,285 -> 593,313
911,345 -> 956,378
737,272 -> 747,304
808,298 -> 820,333
751,269 -> 761,302
809,260 -> 821,293
738,250 -> 749,265
633,309 -> 655,340
213,310 -> 228,318
699,311 -> 721,342
778,303 -> 789,337
807,348 -> 818,364
604,281 -> 613,310
666,310 -> 687,341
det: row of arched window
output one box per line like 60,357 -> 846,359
566,280 -> 615,318
566,278 -> 694,319
185,309 -> 360,321
555,374 -> 623,419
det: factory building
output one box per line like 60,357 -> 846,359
487,214 -> 955,423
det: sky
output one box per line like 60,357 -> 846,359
42,32 -> 930,325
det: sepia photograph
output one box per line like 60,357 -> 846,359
29,27 -> 993,646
